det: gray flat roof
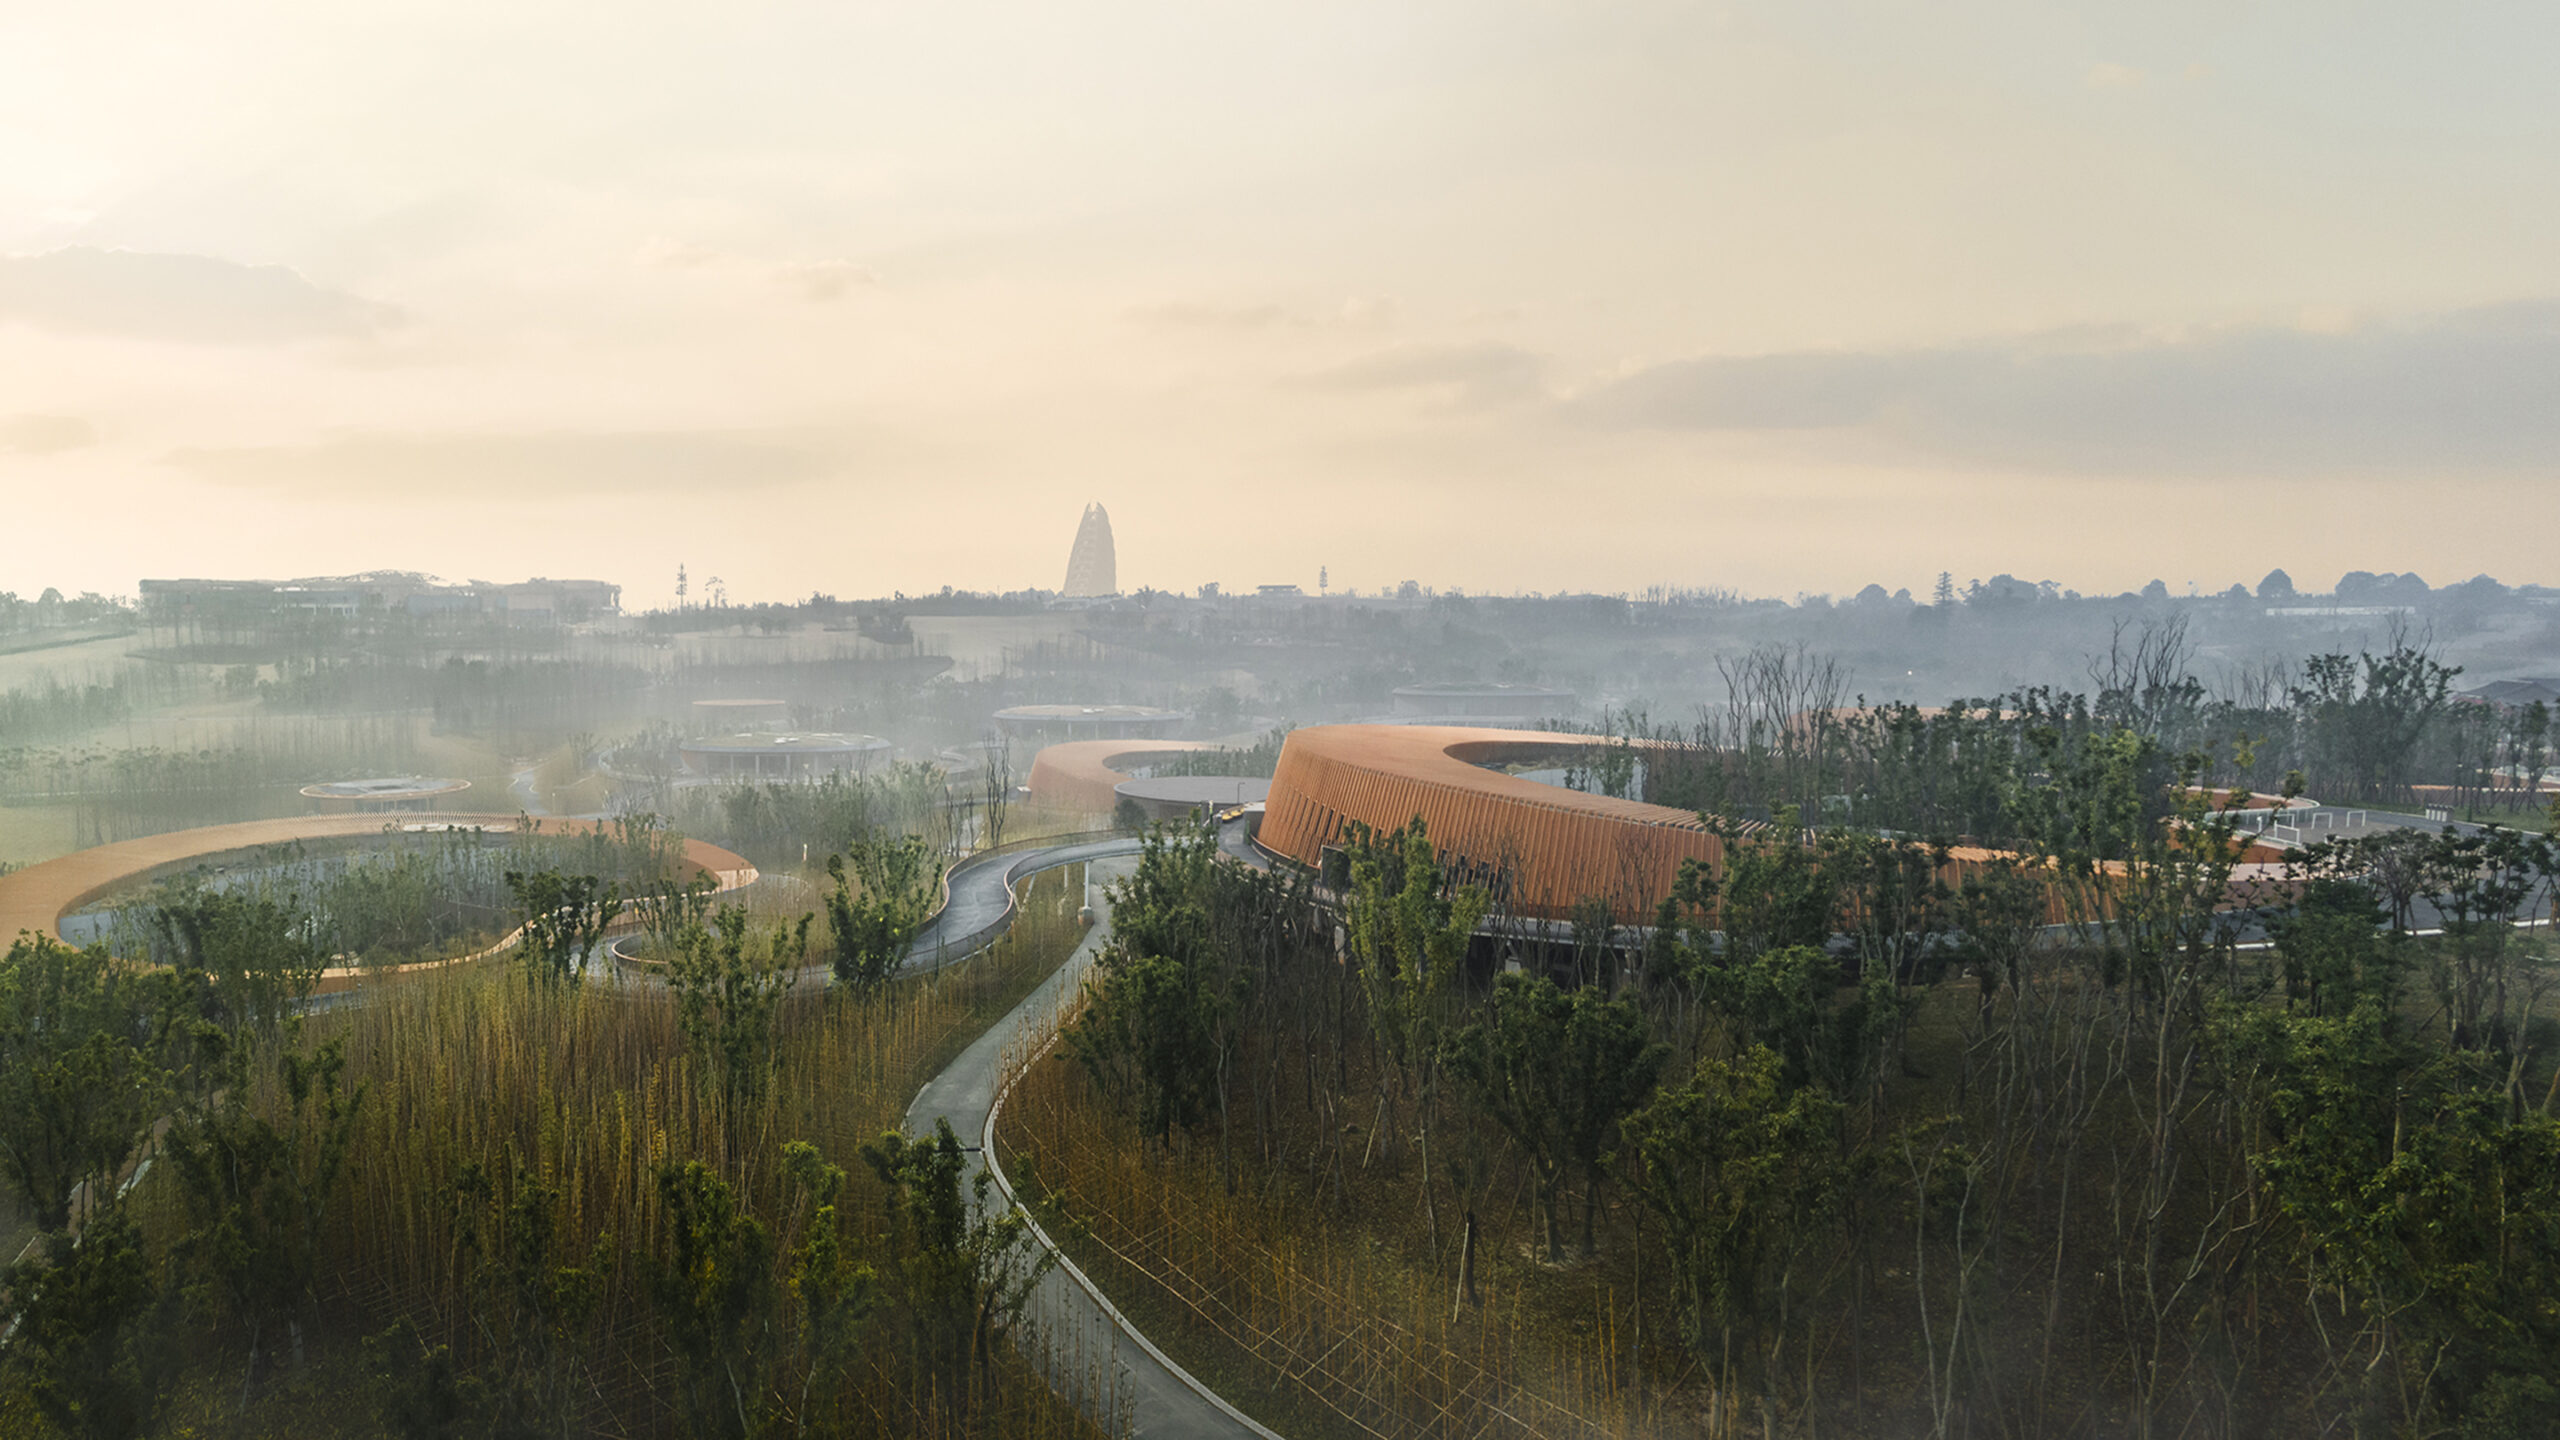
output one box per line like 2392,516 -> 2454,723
300,777 -> 472,799
1392,682 -> 1572,697
994,704 -> 1186,720
1115,776 -> 1273,804
678,732 -> 892,754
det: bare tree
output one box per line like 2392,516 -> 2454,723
1708,643 -> 1851,823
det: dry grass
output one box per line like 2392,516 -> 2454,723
995,948 -> 2473,1440
107,863 -> 1102,1439
999,1031 -> 1663,1440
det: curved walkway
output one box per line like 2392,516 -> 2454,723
907,847 -> 1280,1439
1,817 -> 1270,1434
904,835 -> 1138,968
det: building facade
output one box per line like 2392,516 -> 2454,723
1062,503 -> 1117,597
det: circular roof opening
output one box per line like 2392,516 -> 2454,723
676,732 -> 894,777
300,777 -> 472,802
1114,775 -> 1271,821
993,704 -> 1189,738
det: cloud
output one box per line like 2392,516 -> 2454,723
1131,299 -> 1294,329
780,260 -> 877,302
0,414 -> 98,455
1572,301 -> 2560,476
167,428 -> 841,497
1336,297 -> 1400,327
632,236 -> 718,270
0,246 -> 400,344
1128,296 -> 1399,331
1301,341 -> 1547,408
632,239 -> 877,301
2085,62 -> 2147,91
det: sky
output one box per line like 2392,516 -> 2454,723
3,1 -> 2557,608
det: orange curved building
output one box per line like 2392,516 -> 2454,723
1259,727 -> 1725,917
1025,740 -> 1229,814
0,814 -> 757,993
1259,725 -> 2084,922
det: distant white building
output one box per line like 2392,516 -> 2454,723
2467,678 -> 2560,710
139,572 -> 620,635
1062,502 -> 1117,597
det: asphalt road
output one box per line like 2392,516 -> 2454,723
904,835 -> 1145,970
905,849 -> 1282,1440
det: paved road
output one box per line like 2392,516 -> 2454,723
751,836 -> 1144,990
905,850 -> 1281,1440
1215,811 -> 1271,870
903,836 -> 1144,970
510,765 -> 549,816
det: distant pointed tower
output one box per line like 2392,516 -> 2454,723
1061,502 -> 1117,596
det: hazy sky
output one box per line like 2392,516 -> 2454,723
4,2 -> 2557,606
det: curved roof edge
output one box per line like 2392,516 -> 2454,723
1259,724 -> 2081,922
1025,740 -> 1228,813
0,815 -> 757,986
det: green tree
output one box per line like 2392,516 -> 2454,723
1948,852 -> 2047,1019
1343,819 -> 1486,1173
860,1119 -> 1056,1420
1832,830 -> 1956,992
646,1160 -> 778,1440
2408,824 -> 2552,1054
668,905 -> 807,1107
1686,825 -> 1918,1106
1065,827 -> 1239,1152
1712,812 -> 1840,966
780,1141 -> 875,1434
365,1320 -> 476,1440
162,1035 -> 365,1400
1444,971 -> 1666,1260
2288,638 -> 2461,803
151,889 -> 326,1037
631,871 -> 715,964
441,1154 -> 612,1439
0,1201 -> 173,1440
1067,948 -> 1219,1146
502,869 -> 623,990
1712,943 -> 1884,1097
823,835 -> 944,1000
1842,701 -> 2016,843
0,937 -> 160,1233
2235,1005 -> 2560,1433
2503,699 -> 2551,810
2270,877 -> 2403,1020
1625,1045 -> 1841,1438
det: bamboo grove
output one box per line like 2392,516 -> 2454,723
0,828 -> 1092,1440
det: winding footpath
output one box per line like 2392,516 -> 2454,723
903,835 -> 1144,969
906,843 -> 1282,1440
0,818 -> 1278,1435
